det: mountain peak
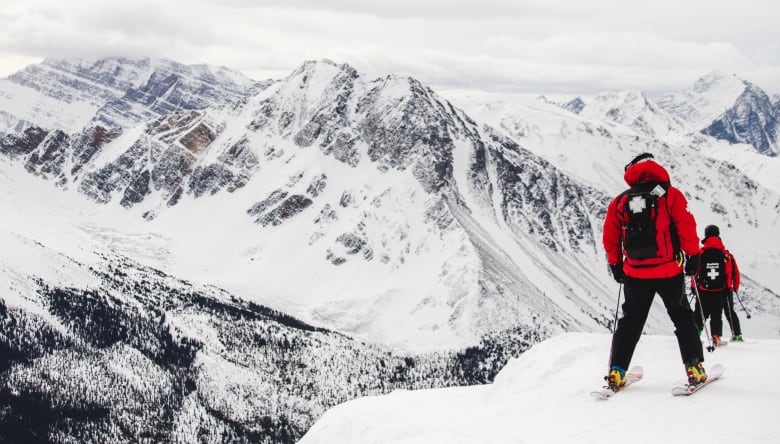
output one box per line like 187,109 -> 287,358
656,71 -> 748,131
562,96 -> 585,114
692,70 -> 745,94
701,78 -> 779,156
289,59 -> 355,78
576,89 -> 679,137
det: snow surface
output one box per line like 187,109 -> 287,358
299,332 -> 780,444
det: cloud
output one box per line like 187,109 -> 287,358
0,0 -> 778,95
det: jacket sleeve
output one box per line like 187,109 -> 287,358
667,187 -> 699,256
725,252 -> 734,290
730,253 -> 741,291
602,196 -> 623,265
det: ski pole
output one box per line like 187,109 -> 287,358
691,281 -> 715,353
734,290 -> 752,319
606,283 -> 623,375
611,283 -> 622,334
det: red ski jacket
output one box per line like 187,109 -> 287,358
603,159 -> 700,279
729,251 -> 741,291
692,236 -> 740,292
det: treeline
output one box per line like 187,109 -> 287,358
0,256 -> 544,443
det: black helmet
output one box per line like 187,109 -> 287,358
624,152 -> 655,171
704,225 -> 720,238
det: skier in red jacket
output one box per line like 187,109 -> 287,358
602,153 -> 705,391
724,247 -> 744,342
691,224 -> 743,344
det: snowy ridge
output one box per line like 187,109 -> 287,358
655,71 -> 780,156
0,57 -> 254,136
656,71 -> 747,131
577,89 -> 685,138
701,81 -> 779,156
299,333 -> 780,444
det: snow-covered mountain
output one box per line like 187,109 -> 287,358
440,91 -> 780,299
299,333 -> 780,444
576,89 -> 685,138
657,71 -> 780,156
1,59 -> 636,354
0,57 -> 254,136
2,58 -> 780,443
4,58 -> 780,350
1,155 -> 542,443
656,71 -> 747,130
700,81 -> 779,157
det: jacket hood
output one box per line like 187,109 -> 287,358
624,159 -> 671,186
701,236 -> 726,249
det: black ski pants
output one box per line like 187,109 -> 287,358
610,274 -> 703,371
723,291 -> 742,336
693,289 -> 725,337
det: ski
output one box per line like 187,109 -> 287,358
591,366 -> 643,400
671,363 -> 724,396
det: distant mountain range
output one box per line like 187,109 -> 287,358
2,58 -> 779,443
555,71 -> 779,156
0,57 -> 254,136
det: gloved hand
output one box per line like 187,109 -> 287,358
609,263 -> 624,283
685,254 -> 699,276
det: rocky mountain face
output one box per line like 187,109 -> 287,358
0,59 -> 621,441
701,82 -> 779,156
655,71 -> 747,130
562,96 -> 585,114
1,59 -> 616,350
657,71 -> 780,156
0,57 -> 255,136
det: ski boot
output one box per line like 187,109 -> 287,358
686,361 -> 707,385
731,335 -> 744,342
606,366 -> 626,391
712,335 -> 722,347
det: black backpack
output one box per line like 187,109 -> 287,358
697,248 -> 727,290
622,182 -> 669,259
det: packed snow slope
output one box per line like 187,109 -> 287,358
299,332 -> 780,444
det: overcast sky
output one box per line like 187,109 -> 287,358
1,0 -> 779,97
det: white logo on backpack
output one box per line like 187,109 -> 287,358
629,195 -> 646,213
706,264 -> 720,281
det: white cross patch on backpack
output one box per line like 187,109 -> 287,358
698,248 -> 727,290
